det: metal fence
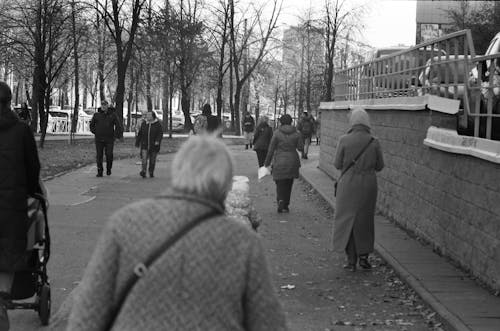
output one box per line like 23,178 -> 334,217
333,30 -> 500,140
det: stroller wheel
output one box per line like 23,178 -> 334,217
38,284 -> 51,326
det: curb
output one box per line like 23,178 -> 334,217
298,170 -> 472,331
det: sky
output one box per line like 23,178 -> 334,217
278,0 -> 417,48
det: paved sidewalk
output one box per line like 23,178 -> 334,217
300,145 -> 500,331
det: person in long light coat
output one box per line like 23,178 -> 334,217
332,108 -> 384,272
67,134 -> 287,331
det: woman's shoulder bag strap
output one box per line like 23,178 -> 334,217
104,208 -> 221,330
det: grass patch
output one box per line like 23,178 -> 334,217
38,137 -> 186,179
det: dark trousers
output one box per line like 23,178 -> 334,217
141,149 -> 158,175
345,230 -> 357,265
255,149 -> 268,167
275,179 -> 294,207
95,140 -> 114,173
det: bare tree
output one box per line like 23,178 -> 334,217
322,0 -> 363,101
171,0 -> 210,131
228,0 -> 282,134
97,0 -> 146,130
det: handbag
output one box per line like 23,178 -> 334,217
104,208 -> 221,330
334,138 -> 374,197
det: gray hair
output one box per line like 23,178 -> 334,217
349,107 -> 371,128
171,134 -> 234,204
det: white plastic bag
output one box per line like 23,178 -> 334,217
258,166 -> 271,181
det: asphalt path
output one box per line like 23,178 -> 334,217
9,147 -> 439,330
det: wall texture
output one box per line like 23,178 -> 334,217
319,108 -> 500,290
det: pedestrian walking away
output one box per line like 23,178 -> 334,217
253,115 -> 273,167
0,82 -> 43,331
67,135 -> 287,331
135,110 -> 163,178
332,107 -> 384,272
315,112 -> 321,145
194,104 -> 221,135
89,100 -> 123,177
264,114 -> 304,213
242,111 -> 255,149
297,111 -> 315,159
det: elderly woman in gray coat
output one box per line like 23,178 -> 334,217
264,114 -> 304,213
67,135 -> 288,331
333,108 -> 384,272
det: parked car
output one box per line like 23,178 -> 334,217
466,32 -> 500,139
419,55 -> 469,99
366,46 -> 447,96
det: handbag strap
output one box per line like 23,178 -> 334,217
337,137 -> 374,182
105,208 -> 221,330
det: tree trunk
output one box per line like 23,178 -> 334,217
114,65 -> 126,135
234,83 -> 242,135
229,52 -> 235,131
71,0 -> 80,140
181,85 -> 192,131
127,64 -> 134,132
97,0 -> 105,103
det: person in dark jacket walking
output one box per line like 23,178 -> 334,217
89,100 -> 123,177
0,82 -> 42,331
135,111 -> 163,178
264,114 -> 304,213
202,104 -> 221,134
253,115 -> 273,167
297,111 -> 315,159
242,111 -> 255,149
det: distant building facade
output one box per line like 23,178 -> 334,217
416,0 -> 487,44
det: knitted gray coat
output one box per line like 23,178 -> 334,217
67,188 -> 287,331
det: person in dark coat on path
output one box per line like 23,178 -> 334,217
135,110 -> 163,178
242,111 -> 255,149
202,104 -> 221,134
297,111 -> 315,159
332,108 -> 384,272
264,114 -> 304,213
0,82 -> 42,331
89,100 -> 123,177
253,115 -> 273,167
67,135 -> 288,331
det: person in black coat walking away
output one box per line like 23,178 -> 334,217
90,100 -> 123,177
203,104 -> 221,134
0,82 -> 42,331
242,111 -> 255,149
136,111 -> 163,178
264,114 -> 304,213
253,115 -> 273,167
297,111 -> 316,159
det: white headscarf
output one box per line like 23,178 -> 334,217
349,107 -> 371,128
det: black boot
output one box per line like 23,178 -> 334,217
245,144 -> 249,150
277,200 -> 285,213
358,255 -> 372,270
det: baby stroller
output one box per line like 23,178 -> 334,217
5,193 -> 51,325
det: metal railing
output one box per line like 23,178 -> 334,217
333,30 -> 500,140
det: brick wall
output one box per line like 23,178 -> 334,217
319,108 -> 500,290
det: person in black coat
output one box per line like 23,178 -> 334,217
89,100 -> 123,177
202,104 -> 221,134
253,115 -> 273,167
135,111 -> 163,178
0,82 -> 42,330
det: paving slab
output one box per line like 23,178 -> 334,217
299,145 -> 500,331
